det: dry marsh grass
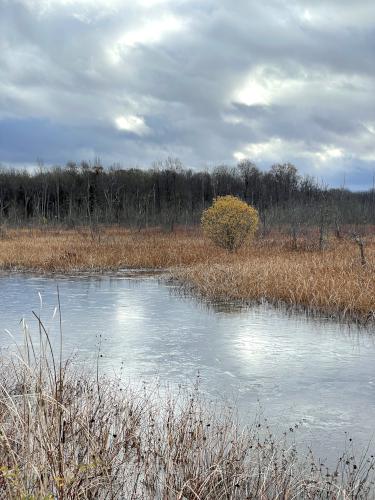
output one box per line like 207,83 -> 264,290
0,226 -> 374,323
0,319 -> 374,499
0,226 -> 218,271
174,238 -> 375,325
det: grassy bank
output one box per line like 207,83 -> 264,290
0,226 -> 216,270
0,329 -> 373,499
0,226 -> 374,323
173,238 -> 375,324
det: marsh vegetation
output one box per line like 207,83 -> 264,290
0,226 -> 374,324
0,321 -> 374,499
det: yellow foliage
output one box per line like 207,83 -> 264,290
201,195 -> 259,251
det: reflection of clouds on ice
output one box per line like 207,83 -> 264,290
0,274 -> 375,462
115,292 -> 146,330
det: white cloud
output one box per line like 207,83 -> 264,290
115,115 -> 150,136
295,2 -> 375,30
232,79 -> 270,107
231,67 -> 373,112
364,122 -> 375,135
123,14 -> 185,48
231,65 -> 305,107
234,140 -> 349,170
139,0 -> 171,7
314,146 -> 344,162
233,151 -> 246,161
234,138 -> 284,162
107,13 -> 186,64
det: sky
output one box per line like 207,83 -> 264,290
0,0 -> 375,189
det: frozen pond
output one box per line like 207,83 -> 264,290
0,273 -> 374,461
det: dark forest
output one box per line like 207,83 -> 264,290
1,158 -> 374,230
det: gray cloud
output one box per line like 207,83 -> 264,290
0,0 -> 374,187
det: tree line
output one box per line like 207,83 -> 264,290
0,158 -> 374,229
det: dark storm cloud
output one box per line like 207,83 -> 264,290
0,0 -> 374,187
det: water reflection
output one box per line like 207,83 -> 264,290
0,272 -> 374,461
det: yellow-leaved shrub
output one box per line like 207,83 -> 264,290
201,195 -> 259,251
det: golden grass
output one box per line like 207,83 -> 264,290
0,226 -> 219,271
0,226 -> 374,323
174,237 -> 375,324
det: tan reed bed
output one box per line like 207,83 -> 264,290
0,226 -> 219,271
0,317 -> 373,499
0,226 -> 374,323
173,237 -> 375,324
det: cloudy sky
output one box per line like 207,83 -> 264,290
1,0 -> 374,188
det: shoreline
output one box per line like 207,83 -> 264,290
0,226 -> 374,326
0,267 -> 373,330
